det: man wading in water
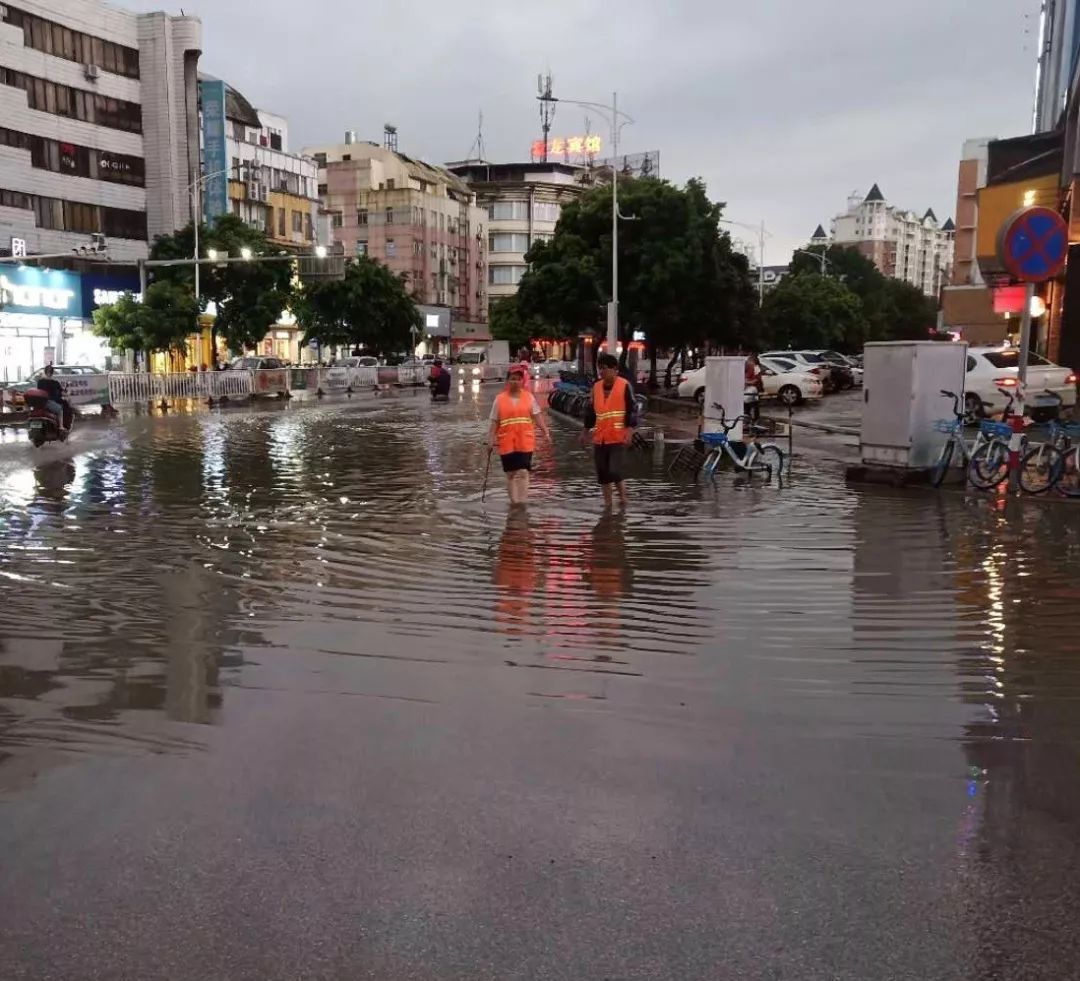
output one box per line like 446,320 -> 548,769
488,367 -> 550,505
582,354 -> 637,509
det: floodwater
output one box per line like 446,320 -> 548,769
1,384 -> 1080,981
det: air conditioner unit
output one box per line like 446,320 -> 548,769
83,64 -> 100,81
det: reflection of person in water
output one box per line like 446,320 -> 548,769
34,461 -> 76,504
493,508 -> 538,637
587,512 -> 633,615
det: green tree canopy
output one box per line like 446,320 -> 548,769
149,214 -> 294,355
293,256 -> 421,357
762,274 -> 865,351
518,177 -> 758,357
91,282 -> 199,355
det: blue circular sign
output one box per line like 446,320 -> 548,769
999,206 -> 1068,283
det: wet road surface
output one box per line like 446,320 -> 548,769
2,386 -> 1080,980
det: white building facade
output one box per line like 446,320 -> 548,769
0,0 -> 202,261
447,161 -> 586,303
828,184 -> 955,297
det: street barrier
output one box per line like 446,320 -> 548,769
108,371 -> 253,405
103,364 -> 428,408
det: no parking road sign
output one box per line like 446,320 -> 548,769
998,206 -> 1068,283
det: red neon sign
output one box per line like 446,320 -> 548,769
530,136 -> 603,161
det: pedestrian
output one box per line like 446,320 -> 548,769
487,366 -> 550,506
582,353 -> 637,509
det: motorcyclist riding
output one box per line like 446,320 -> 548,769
37,366 -> 71,431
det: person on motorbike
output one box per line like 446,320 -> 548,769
37,366 -> 71,431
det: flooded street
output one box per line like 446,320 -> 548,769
2,387 -> 1080,980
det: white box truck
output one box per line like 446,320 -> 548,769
457,341 -> 510,381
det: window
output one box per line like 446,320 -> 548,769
386,207 -> 394,226
386,178 -> 395,190
983,351 -> 1051,369
431,273 -> 437,292
431,243 -> 437,259
313,152 -> 327,166
358,208 -> 368,225
0,67 -> 142,132
413,241 -> 423,257
331,213 -> 343,228
488,264 -> 526,286
489,201 -> 529,221
385,238 -> 396,257
318,183 -> 327,197
342,154 -> 351,162
292,211 -> 303,233
1,5 -> 140,78
304,213 -> 312,241
278,209 -> 286,237
2,186 -> 146,238
269,132 -> 282,151
532,202 -> 561,222
356,241 -> 368,256
489,233 -> 530,253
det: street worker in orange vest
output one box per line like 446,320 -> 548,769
581,353 -> 637,509
487,366 -> 551,505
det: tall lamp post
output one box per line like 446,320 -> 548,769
537,90 -> 634,356
720,218 -> 768,306
793,248 -> 833,276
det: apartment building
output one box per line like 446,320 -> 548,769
201,77 -> 319,251
0,0 -> 202,261
305,131 -> 487,323
828,184 -> 955,297
447,160 -> 586,304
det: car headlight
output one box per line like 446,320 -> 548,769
472,367 -> 481,376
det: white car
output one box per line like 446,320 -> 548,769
677,357 -> 824,407
531,358 -> 569,379
964,346 -> 1077,420
334,355 -> 380,369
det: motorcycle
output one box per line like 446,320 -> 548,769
24,389 -> 71,448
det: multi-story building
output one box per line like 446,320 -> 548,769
205,78 -> 319,251
303,131 -> 487,325
827,184 -> 955,297
0,0 -> 201,261
1035,0 -> 1080,131
446,160 -> 586,304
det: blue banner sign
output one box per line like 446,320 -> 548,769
200,79 -> 229,222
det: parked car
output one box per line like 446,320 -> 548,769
964,346 -> 1077,421
3,365 -> 108,410
334,355 -> 380,369
817,350 -> 863,387
531,359 -> 569,379
758,356 -> 826,405
229,356 -> 286,370
677,357 -> 824,407
761,350 -> 840,392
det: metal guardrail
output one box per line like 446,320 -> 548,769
105,365 -> 432,407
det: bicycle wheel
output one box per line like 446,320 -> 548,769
756,444 -> 785,481
1058,446 -> 1080,497
699,450 -> 721,480
1019,444 -> 1065,494
969,441 -> 1009,490
930,439 -> 954,488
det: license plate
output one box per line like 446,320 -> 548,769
28,420 -> 44,431
1033,393 -> 1057,407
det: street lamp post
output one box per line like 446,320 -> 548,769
538,90 -> 634,357
720,218 -> 767,306
793,248 -> 832,276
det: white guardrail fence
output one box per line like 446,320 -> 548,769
102,365 -> 435,407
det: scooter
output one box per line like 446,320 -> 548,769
24,389 -> 71,448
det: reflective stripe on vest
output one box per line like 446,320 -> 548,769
593,377 -> 629,445
496,391 -> 537,454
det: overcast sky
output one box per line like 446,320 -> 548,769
126,0 -> 1042,264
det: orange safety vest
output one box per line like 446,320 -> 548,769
495,390 -> 537,454
593,376 -> 630,445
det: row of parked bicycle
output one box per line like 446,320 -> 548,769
931,388 -> 1080,495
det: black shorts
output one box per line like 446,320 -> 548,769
594,443 -> 627,485
501,451 -> 533,473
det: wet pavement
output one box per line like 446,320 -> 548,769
2,384 -> 1080,980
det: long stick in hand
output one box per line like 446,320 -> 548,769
481,446 -> 493,502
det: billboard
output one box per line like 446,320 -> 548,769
200,79 -> 229,222
0,266 -> 82,317
594,150 -> 660,179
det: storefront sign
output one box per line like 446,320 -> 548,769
81,271 -> 141,317
0,267 -> 81,316
200,79 -> 229,222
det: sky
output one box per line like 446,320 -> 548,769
124,0 -> 1043,266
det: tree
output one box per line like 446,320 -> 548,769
517,177 -> 758,384
763,274 -> 865,351
148,214 -> 294,356
92,282 -> 199,357
293,256 -> 420,357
